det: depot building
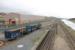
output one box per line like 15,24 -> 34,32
0,13 -> 21,26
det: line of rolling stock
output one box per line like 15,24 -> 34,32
4,23 -> 41,41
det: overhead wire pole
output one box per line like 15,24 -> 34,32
18,14 -> 23,37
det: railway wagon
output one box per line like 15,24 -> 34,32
4,23 -> 41,41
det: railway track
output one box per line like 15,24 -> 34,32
36,23 -> 57,50
36,20 -> 75,50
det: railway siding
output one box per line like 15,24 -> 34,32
36,23 -> 57,50
31,22 -> 57,50
31,29 -> 49,50
36,20 -> 75,50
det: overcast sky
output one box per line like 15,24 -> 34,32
0,0 -> 75,18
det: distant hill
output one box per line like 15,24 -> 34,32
20,14 -> 46,23
69,18 -> 75,20
69,18 -> 75,22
